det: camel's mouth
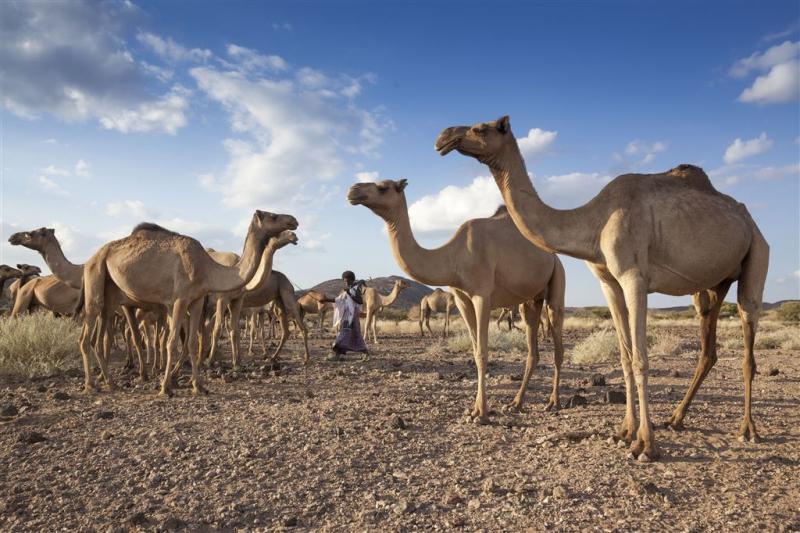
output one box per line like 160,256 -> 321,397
346,186 -> 367,205
435,126 -> 468,156
8,232 -> 27,245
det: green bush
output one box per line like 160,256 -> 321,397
775,301 -> 800,322
719,302 -> 739,318
0,314 -> 80,378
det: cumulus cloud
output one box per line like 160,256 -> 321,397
136,32 -> 212,63
38,175 -> 69,196
355,171 -> 379,183
730,40 -> 800,104
225,44 -> 287,72
540,172 -> 613,206
723,133 -> 773,164
190,56 -> 387,208
74,159 -> 90,177
754,163 -> 800,180
517,128 -> 557,159
105,200 -> 151,219
0,1 -> 189,134
613,140 -> 667,170
408,176 -> 503,233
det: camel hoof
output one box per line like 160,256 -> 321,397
544,400 -> 560,412
157,387 -> 173,398
106,383 -> 119,392
83,384 -> 98,394
629,439 -> 660,461
502,402 -> 522,414
664,418 -> 685,431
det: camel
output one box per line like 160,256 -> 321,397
348,179 -> 566,419
419,288 -> 456,338
11,275 -> 79,316
0,265 -> 24,293
297,290 -> 334,334
204,231 -> 298,368
76,211 -> 298,395
497,305 -> 552,340
7,264 -> 41,304
435,116 -> 769,461
363,279 -> 409,343
9,227 -> 150,380
241,270 -> 310,364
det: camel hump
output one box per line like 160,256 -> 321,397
131,222 -> 178,236
666,164 -> 714,190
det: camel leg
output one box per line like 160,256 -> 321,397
504,300 -> 542,413
425,310 -> 434,337
444,304 -> 450,339
621,274 -> 659,461
78,321 -> 99,393
206,299 -> 225,367
596,276 -> 638,443
364,309 -> 373,343
544,259 -> 565,410
269,304 -> 290,361
120,306 -> 148,382
228,298 -> 244,370
371,311 -> 379,344
419,305 -> 425,337
451,291 -> 477,354
159,299 -> 188,397
186,298 -> 207,395
736,233 -> 768,442
11,281 -> 36,316
96,307 -> 116,391
666,281 -> 732,430
470,294 -> 491,423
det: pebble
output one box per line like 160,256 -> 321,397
18,431 -> 47,445
1,403 -> 18,417
283,516 -> 298,527
590,373 -> 606,386
161,516 -> 184,530
390,415 -> 407,430
96,410 -> 114,420
671,370 -> 681,378
467,498 -> 481,510
552,485 -> 568,499
101,430 -> 113,441
442,490 -> 463,506
567,394 -> 587,408
605,390 -> 626,404
52,391 -> 71,401
768,367 -> 779,377
128,511 -> 148,526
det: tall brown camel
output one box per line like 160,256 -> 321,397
11,275 -> 79,316
297,290 -> 333,334
436,116 -> 769,460
77,211 -> 298,395
9,227 -> 150,380
241,270 -> 310,363
204,231 -> 298,368
349,179 -> 566,419
7,264 -> 41,304
419,288 -> 456,338
363,279 -> 409,343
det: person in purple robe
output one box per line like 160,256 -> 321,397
327,271 -> 369,361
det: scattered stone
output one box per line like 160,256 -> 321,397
52,391 -> 71,401
161,516 -> 184,530
393,500 -> 414,514
567,394 -> 587,408
449,516 -> 466,527
605,390 -> 626,404
1,404 -> 18,417
442,490 -> 463,506
95,410 -> 114,420
467,498 -> 481,511
590,373 -> 606,386
101,430 -> 113,441
482,477 -> 497,494
18,431 -> 47,445
552,485 -> 568,499
36,384 -> 48,393
128,511 -> 148,526
671,370 -> 681,378
283,516 -> 298,527
65,368 -> 83,378
768,367 -> 780,377
390,416 -> 406,430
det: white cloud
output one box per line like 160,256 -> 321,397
105,200 -> 151,219
198,173 -> 217,190
614,140 -> 667,169
42,138 -> 58,145
517,128 -> 557,159
42,165 -> 70,177
98,85 -> 189,134
408,176 -> 503,233
355,171 -> 379,183
754,163 -> 800,180
730,40 -> 800,105
541,172 -> 613,206
777,269 -> 800,284
50,221 -> 77,254
0,2 -> 190,134
38,175 -> 69,196
226,44 -> 287,72
190,59 -> 386,209
739,61 -> 800,104
136,32 -> 212,63
74,159 -> 89,177
723,133 -> 773,164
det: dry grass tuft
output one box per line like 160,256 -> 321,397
445,327 -> 528,354
0,313 -> 80,378
571,328 -> 619,364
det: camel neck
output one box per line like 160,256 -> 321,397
41,239 -> 83,289
384,199 -> 455,287
380,283 -> 402,306
488,142 -> 599,261
245,240 -> 280,292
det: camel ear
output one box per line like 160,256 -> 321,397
496,115 -> 510,134
396,179 -> 408,192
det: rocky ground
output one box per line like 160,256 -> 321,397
1,325 -> 798,532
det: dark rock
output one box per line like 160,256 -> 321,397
390,416 -> 407,430
671,370 -> 680,378
65,368 -> 83,378
36,384 -> 48,393
567,394 -> 587,408
590,373 -> 606,386
283,516 -> 298,527
52,391 -> 71,401
1,404 -> 18,417
18,431 -> 47,444
128,511 -> 148,526
605,390 -> 626,404
95,410 -> 114,420
161,516 -> 184,530
768,367 -> 779,377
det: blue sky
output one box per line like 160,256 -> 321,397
1,0 -> 798,306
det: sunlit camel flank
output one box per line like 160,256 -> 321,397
349,179 -> 566,420
436,116 -> 769,460
419,288 -> 455,338
363,278 -> 408,343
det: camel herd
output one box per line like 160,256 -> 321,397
3,116 -> 768,462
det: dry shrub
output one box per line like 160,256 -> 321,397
775,301 -> 800,322
563,316 -> 605,330
719,325 -> 800,351
380,307 -> 409,322
446,328 -> 527,354
0,313 -> 80,378
406,304 -> 421,321
648,329 -> 697,358
571,328 -> 619,364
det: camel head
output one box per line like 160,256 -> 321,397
16,264 -> 42,276
8,227 -> 56,251
395,278 -> 409,290
250,210 -> 299,243
273,230 -> 299,249
347,179 -> 408,219
435,116 -> 514,164
0,264 -> 24,281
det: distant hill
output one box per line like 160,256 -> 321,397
299,275 -> 433,309
653,300 -> 797,312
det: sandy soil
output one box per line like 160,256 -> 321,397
1,325 -> 798,532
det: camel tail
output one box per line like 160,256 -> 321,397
545,256 -> 566,332
72,277 -> 86,321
